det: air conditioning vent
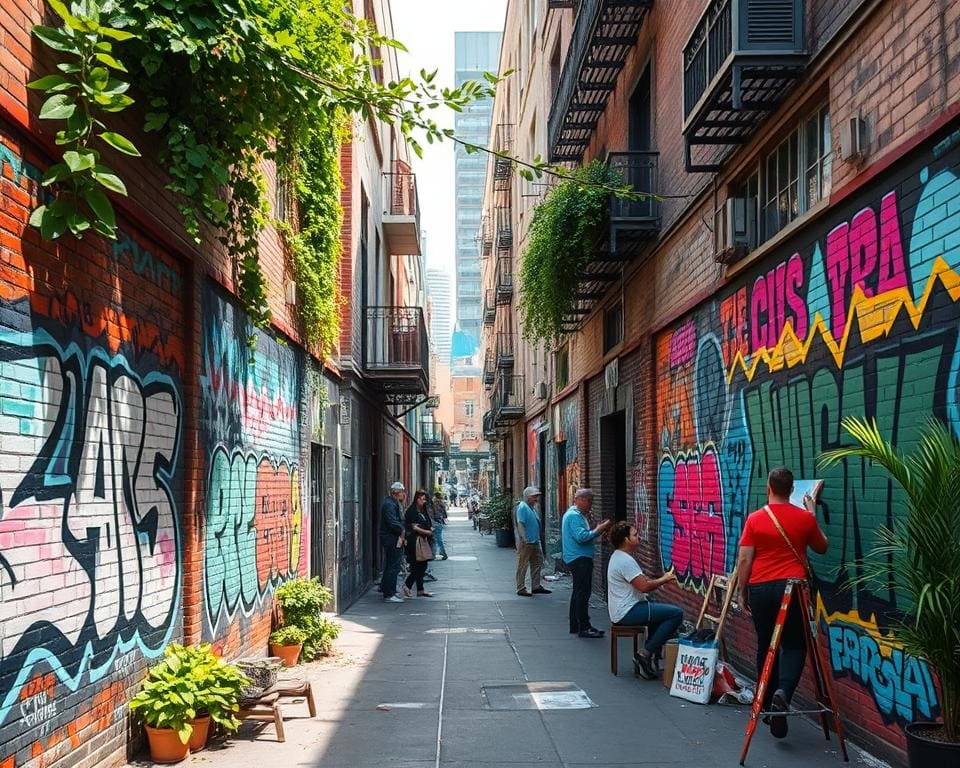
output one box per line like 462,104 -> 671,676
717,196 -> 756,264
745,0 -> 797,45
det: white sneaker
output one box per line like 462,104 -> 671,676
385,595 -> 404,603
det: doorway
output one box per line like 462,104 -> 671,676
600,412 -> 627,521
538,430 -> 548,554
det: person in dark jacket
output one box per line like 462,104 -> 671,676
402,489 -> 434,598
379,481 -> 406,602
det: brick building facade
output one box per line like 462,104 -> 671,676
480,0 -> 960,762
0,1 -> 433,766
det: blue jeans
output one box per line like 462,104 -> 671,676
616,601 -> 684,657
380,536 -> 403,598
431,522 -> 446,557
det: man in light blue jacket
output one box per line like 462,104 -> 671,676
515,486 -> 551,596
561,488 -> 610,638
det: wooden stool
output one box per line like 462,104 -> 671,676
238,691 -> 285,742
610,625 -> 647,676
273,679 -> 317,717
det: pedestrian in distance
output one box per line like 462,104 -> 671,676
561,488 -> 611,638
515,486 -> 551,596
402,489 -> 435,598
431,490 -> 449,560
605,521 -> 683,679
379,482 -> 407,603
736,467 -> 829,739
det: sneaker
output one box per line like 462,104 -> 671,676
531,587 -> 552,594
769,689 -> 789,739
633,652 -> 657,680
578,628 -> 604,639
441,555 -> 448,560
385,595 -> 404,603
517,589 -> 532,596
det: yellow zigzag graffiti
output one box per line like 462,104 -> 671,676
727,257 -> 960,383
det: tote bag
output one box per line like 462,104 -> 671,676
415,535 -> 434,562
669,636 -> 719,705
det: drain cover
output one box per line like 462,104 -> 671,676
481,682 -> 594,710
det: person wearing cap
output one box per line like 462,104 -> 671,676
430,490 -> 449,560
515,486 -> 551,597
562,488 -> 611,638
379,481 -> 407,603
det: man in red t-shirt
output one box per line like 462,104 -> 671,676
736,467 -> 829,740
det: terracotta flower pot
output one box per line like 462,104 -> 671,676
187,715 -> 210,752
270,642 -> 302,668
144,724 -> 190,764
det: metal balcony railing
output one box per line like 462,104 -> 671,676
682,0 -> 807,172
362,306 -> 429,397
496,205 -> 513,251
383,164 -> 422,254
481,213 -> 493,257
494,124 -> 514,192
482,410 -> 497,440
483,289 -> 496,326
608,152 -> 661,230
493,374 -> 525,425
420,421 -> 447,456
495,257 -> 513,305
483,348 -> 496,387
496,331 -> 516,369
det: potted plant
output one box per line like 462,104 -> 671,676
176,644 -> 247,751
270,625 -> 308,667
274,578 -> 341,661
129,653 -> 198,763
819,417 -> 960,767
485,491 -> 515,548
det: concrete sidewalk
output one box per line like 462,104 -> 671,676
138,513 -> 890,768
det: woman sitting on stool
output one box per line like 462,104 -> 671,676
606,522 -> 683,679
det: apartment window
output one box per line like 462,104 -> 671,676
464,400 -> 475,418
734,104 -> 831,250
603,302 -> 623,353
555,344 -> 569,390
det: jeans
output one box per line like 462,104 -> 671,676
431,522 -> 446,557
405,559 -> 428,591
516,543 -> 542,591
568,556 -> 594,632
380,536 -> 402,598
749,580 -> 806,707
616,601 -> 684,657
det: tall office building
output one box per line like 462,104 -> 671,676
454,31 -> 501,347
426,268 -> 453,362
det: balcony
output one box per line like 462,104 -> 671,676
362,306 -> 429,405
493,374 -> 525,426
683,0 -> 807,172
496,331 -> 516,369
480,213 -> 493,257
483,348 -> 496,388
495,257 -> 514,305
496,206 -> 513,252
382,164 -> 422,255
482,410 -> 497,441
493,124 -> 514,192
560,152 -> 660,331
420,421 -> 448,457
483,289 -> 496,326
548,0 -> 653,162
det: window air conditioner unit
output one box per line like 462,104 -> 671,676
840,115 -> 868,162
718,197 -> 756,264
533,380 -> 548,400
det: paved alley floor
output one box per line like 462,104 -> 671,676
156,513 -> 890,768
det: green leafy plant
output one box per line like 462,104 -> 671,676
518,161 -> 626,342
484,491 -> 513,530
274,577 -> 339,660
819,417 -> 960,741
162,643 -> 248,732
27,0 -> 139,239
270,625 -> 308,646
129,647 -> 199,744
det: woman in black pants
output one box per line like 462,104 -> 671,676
402,489 -> 434,598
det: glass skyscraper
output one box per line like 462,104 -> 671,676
454,31 -> 501,348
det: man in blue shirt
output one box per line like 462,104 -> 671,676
562,488 -> 611,638
379,482 -> 406,602
516,486 -> 551,596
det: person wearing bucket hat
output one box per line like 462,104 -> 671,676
379,481 -> 407,602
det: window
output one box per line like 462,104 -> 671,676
735,104 -> 831,250
464,400 -> 475,418
604,302 -> 623,353
555,344 -> 569,390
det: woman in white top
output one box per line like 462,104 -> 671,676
606,521 -> 683,679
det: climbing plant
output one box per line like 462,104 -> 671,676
518,161 -> 627,343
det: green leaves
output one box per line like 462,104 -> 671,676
99,131 -> 140,156
39,93 -> 77,120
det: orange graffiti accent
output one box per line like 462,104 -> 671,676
655,331 -> 694,447
729,258 -> 960,381
1,755 -> 14,768
255,461 -> 296,587
18,673 -> 56,701
90,682 -> 123,734
26,680 -> 124,766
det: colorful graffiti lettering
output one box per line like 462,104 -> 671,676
200,287 -> 304,639
655,143 -> 960,723
631,460 -> 651,541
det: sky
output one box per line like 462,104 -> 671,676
389,0 -> 508,280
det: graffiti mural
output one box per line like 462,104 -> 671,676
0,135 -> 184,763
557,396 -> 580,508
654,129 -> 960,724
201,286 -> 305,640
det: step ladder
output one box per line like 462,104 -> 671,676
739,578 -> 848,765
694,568 -> 738,656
